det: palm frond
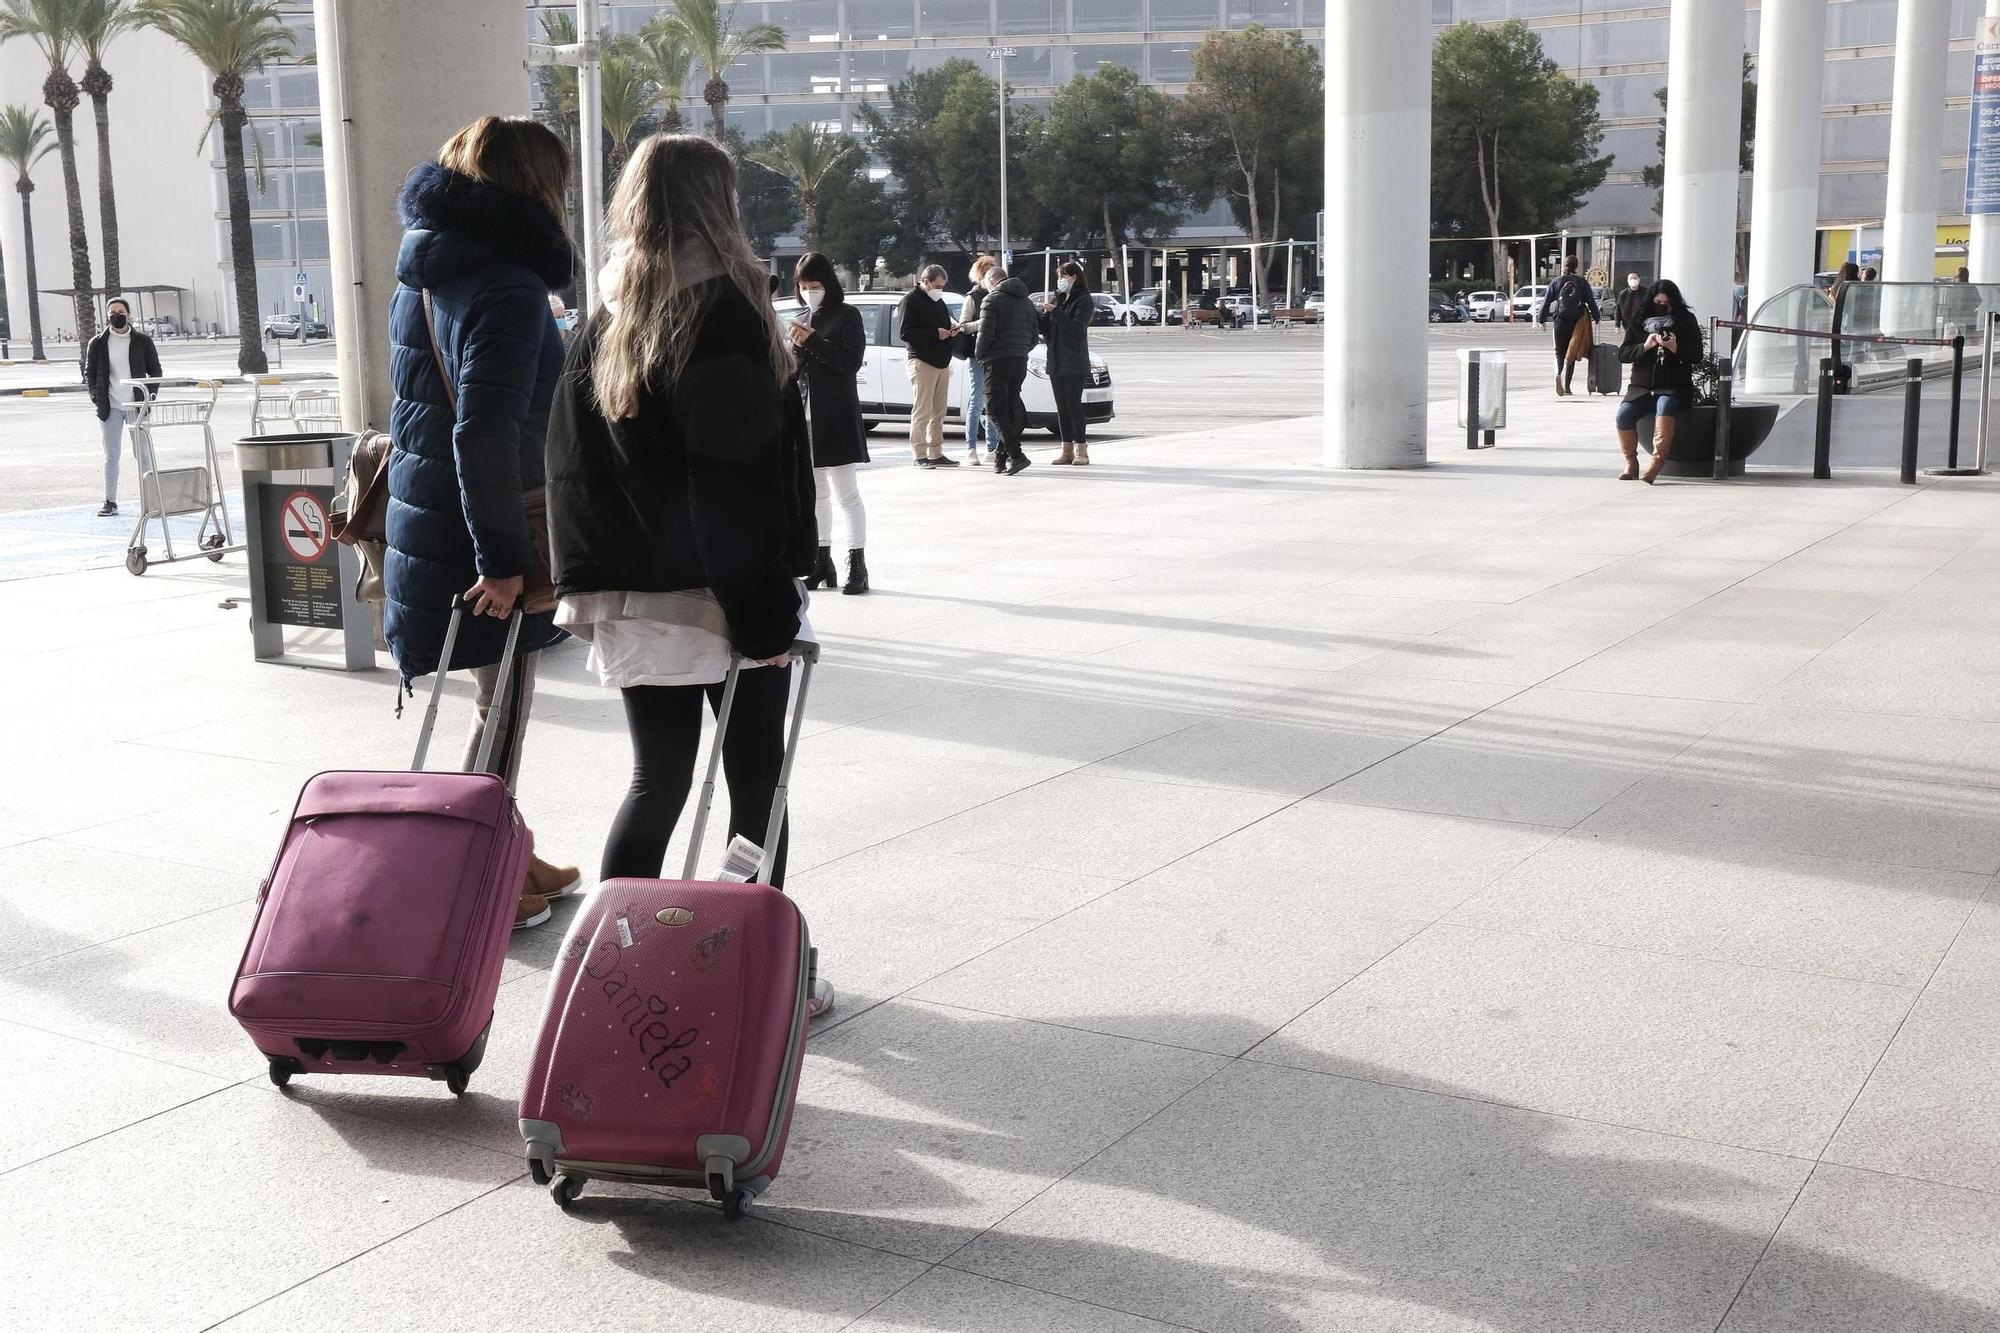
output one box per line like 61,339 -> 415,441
0,0 -> 79,64
598,37 -> 660,148
0,101 -> 56,176
747,123 -> 853,193
636,19 -> 695,112
660,0 -> 785,77
134,0 -> 295,77
73,0 -> 141,60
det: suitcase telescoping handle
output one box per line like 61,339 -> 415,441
411,596 -> 526,773
682,640 -> 820,887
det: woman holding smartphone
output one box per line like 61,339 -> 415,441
788,252 -> 870,595
1613,278 -> 1702,484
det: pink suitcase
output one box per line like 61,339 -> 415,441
230,603 -> 532,1094
519,644 -> 818,1218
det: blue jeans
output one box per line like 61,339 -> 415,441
964,356 -> 987,448
1615,394 -> 1687,431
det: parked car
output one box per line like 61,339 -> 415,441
1122,290 -> 1163,325
1465,290 -> 1505,322
786,290 -> 1115,437
1511,284 -> 1548,320
1427,291 -> 1467,323
1301,292 -> 1326,318
263,314 -> 328,340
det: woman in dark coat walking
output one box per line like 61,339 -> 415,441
788,251 -> 870,595
1613,278 -> 1704,484
386,115 -> 579,926
1039,260 -> 1095,464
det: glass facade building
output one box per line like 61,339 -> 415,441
1433,0 -> 1992,270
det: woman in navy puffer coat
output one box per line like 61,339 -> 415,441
385,116 -> 579,926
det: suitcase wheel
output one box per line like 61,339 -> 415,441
528,1157 -> 552,1187
550,1173 -> 585,1209
722,1188 -> 752,1223
443,1064 -> 470,1096
266,1057 -> 302,1090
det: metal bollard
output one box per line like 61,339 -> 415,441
1712,360 -> 1734,481
1926,334 -> 1981,476
1948,336 -> 1965,469
1901,356 -> 1923,485
1813,356 -> 1835,480
1466,358 -> 1480,452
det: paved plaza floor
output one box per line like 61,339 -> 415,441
4,383 -> 1999,1330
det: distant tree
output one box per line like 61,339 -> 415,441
533,9 -> 583,295
73,0 -> 139,292
749,124 -> 855,248
657,0 -> 785,141
1431,20 -> 1610,296
1028,65 -> 1185,263
0,0 -> 96,347
730,127 -> 800,255
136,0 -> 294,373
814,153 -> 898,277
635,18 -> 696,134
859,59 -> 1045,256
1179,25 -> 1323,303
0,102 -> 54,359
598,36 -> 659,182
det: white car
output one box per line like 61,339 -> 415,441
1512,284 -> 1547,320
1466,290 -> 1505,322
793,291 -> 1115,439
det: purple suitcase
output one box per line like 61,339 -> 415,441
520,645 -> 817,1218
230,603 -> 531,1093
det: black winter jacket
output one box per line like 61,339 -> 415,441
899,286 -> 956,368
383,162 -> 572,682
1618,308 -> 1704,402
1537,273 -> 1599,324
1614,286 -> 1648,330
1039,287 -> 1093,378
792,300 -> 870,468
85,329 -> 162,420
975,279 -> 1038,362
545,280 -> 815,662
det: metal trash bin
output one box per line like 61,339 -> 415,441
1457,348 -> 1506,449
235,433 -> 374,671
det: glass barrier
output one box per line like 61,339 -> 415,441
1831,280 -> 2000,391
1733,283 -> 1833,396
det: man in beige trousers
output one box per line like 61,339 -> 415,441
898,264 -> 962,468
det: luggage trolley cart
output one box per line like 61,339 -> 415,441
248,371 -> 341,436
122,377 -> 242,576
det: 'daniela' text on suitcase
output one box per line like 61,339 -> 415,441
583,938 -> 701,1088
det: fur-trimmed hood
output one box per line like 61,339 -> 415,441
394,162 -> 574,291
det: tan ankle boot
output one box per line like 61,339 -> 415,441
1052,442 -> 1074,465
1074,441 -> 1090,465
526,855 -> 580,899
1618,440 -> 1639,480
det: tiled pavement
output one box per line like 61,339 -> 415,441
4,401 -> 1999,1331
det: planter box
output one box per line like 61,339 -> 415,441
1636,401 -> 1782,478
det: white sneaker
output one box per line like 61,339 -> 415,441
807,977 -> 836,1021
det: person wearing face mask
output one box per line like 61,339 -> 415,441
956,254 -> 998,464
788,252 -> 870,595
1039,261 -> 1095,464
1614,273 -> 1647,333
1614,278 -> 1703,483
84,297 -> 163,517
898,263 -> 962,468
976,264 -> 1037,476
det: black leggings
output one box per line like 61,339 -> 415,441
1051,373 -> 1089,443
600,666 -> 792,888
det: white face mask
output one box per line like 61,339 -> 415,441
801,288 -> 824,310
1628,279 -> 1640,289
927,286 -> 945,301
1057,279 -> 1072,294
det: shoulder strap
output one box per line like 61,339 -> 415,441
421,289 -> 458,413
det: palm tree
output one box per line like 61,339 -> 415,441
73,0 -> 138,291
0,104 -> 55,359
635,19 -> 695,135
748,124 -> 853,249
135,0 -> 292,373
0,0 -> 97,349
657,0 -> 785,142
598,37 -> 658,184
535,9 -> 583,291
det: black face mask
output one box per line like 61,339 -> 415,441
109,313 -> 128,329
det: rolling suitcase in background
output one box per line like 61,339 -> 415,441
519,642 -> 819,1219
230,601 -> 531,1093
1589,342 -> 1622,395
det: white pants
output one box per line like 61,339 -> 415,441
813,464 -> 866,550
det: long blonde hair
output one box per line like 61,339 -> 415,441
593,134 -> 792,421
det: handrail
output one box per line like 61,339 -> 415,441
1718,318 -> 1958,348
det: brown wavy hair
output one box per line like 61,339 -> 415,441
593,134 -> 792,420
436,116 -> 569,227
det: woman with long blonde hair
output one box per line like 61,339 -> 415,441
544,134 -> 829,1014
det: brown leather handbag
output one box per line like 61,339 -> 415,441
421,289 -> 557,615
329,427 -> 392,603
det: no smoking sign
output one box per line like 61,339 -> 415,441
256,482 -> 343,630
280,490 -> 330,563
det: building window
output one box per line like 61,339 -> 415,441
848,0 -> 915,40
1227,1 -> 1302,27
849,48 -> 912,92
999,0 -> 1060,35
1074,0 -> 1143,32
1152,0 -> 1221,31
769,50 -> 842,94
919,0 -> 989,38
1069,43 -> 1145,78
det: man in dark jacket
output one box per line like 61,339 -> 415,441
1535,256 -> 1600,396
975,269 -> 1038,476
898,264 -> 960,468
84,298 -> 162,516
1614,273 -> 1647,332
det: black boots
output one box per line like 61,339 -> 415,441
807,547 -> 839,591
842,549 -> 869,595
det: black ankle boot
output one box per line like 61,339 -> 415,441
807,547 -> 839,590
842,549 -> 870,595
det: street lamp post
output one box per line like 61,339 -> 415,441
987,46 -> 1016,263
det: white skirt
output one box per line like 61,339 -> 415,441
555,585 -> 814,690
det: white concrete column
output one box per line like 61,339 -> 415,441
1747,0 -> 1827,316
1883,0 -> 1952,283
1970,0 -> 2000,283
313,0 -> 530,431
1660,0 -> 1746,329
1323,0 -> 1429,469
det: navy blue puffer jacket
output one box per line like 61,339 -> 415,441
384,162 -> 572,683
